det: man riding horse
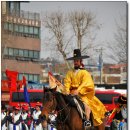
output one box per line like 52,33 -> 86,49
63,49 -> 107,128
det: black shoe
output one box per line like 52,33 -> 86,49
84,120 -> 91,127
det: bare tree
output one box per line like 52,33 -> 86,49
42,11 -> 73,69
41,10 -> 101,69
106,15 -> 127,63
68,10 -> 100,52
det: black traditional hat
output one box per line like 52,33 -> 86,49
66,49 -> 89,60
118,95 -> 127,104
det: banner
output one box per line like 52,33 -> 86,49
48,72 -> 64,92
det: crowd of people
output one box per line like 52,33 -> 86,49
1,95 -> 127,130
1,102 -> 57,130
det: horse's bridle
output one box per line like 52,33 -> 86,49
42,92 -> 71,130
43,92 -> 71,130
56,104 -> 71,130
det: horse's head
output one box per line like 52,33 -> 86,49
41,88 -> 57,121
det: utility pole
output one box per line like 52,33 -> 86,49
95,47 -> 105,84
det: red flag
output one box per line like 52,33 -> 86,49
48,72 -> 64,92
107,104 -> 120,123
107,109 -> 117,123
5,69 -> 18,91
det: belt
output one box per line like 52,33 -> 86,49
33,119 -> 38,125
70,87 -> 77,90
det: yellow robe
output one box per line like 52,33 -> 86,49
64,69 -> 107,126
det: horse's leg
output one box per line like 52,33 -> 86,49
57,124 -> 69,130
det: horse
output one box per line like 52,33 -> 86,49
41,88 -> 106,130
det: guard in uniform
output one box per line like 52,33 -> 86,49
8,105 -> 22,130
1,104 -> 7,130
30,102 -> 42,130
21,104 -> 29,130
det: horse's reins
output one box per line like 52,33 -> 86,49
52,93 -> 72,130
57,105 -> 71,130
43,92 -> 72,129
57,103 -> 69,113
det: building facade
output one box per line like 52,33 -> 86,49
91,63 -> 127,85
1,1 -> 41,82
48,62 -> 127,85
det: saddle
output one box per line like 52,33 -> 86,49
63,94 -> 87,121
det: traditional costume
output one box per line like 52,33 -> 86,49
21,105 -> 29,130
64,49 -> 107,126
1,104 -> 7,130
30,102 -> 42,130
8,106 -> 22,130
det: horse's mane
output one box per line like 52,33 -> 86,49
43,88 -> 78,109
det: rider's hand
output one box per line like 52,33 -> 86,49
71,90 -> 79,95
64,92 -> 70,95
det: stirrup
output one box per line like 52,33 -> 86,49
84,120 -> 91,127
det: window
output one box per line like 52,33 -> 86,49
12,92 -> 43,102
18,74 -> 23,80
95,93 -> 120,104
14,48 -> 19,56
29,92 -> 43,102
8,48 -> 13,56
35,14 -> 40,20
2,72 -> 7,79
15,2 -> 20,14
9,2 -> 15,14
34,27 -> 38,34
4,23 -> 8,30
34,51 -> 39,59
29,26 -> 33,34
34,75 -> 38,82
29,50 -> 33,58
12,92 -> 25,102
18,73 -> 39,82
38,28 -> 41,38
19,49 -> 24,57
19,25 -> 24,33
4,23 -> 40,39
14,24 -> 19,32
24,50 -> 29,57
29,74 -> 33,81
4,48 -> 8,55
24,74 -> 29,81
24,26 -> 29,33
8,23 -> 13,31
4,48 -> 40,60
